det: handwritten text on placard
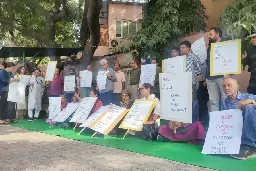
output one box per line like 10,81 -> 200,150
202,109 -> 243,154
64,75 -> 76,92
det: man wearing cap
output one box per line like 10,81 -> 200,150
243,32 -> 256,95
97,59 -> 117,105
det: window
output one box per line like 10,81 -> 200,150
115,20 -> 141,38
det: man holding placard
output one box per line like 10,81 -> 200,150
205,27 -> 226,112
221,77 -> 256,159
97,59 -> 117,105
180,40 -> 202,100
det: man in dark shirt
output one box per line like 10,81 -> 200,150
243,32 -> 256,95
129,59 -> 141,100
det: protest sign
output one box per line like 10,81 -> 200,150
80,70 -> 92,88
70,97 -> 97,123
90,105 -> 128,135
64,75 -> 76,92
202,109 -> 243,154
159,73 -> 192,123
140,64 -> 156,86
53,103 -> 79,122
162,56 -> 186,73
48,97 -> 61,120
119,100 -> 157,131
7,82 -> 19,102
210,39 -> 241,76
45,61 -> 57,81
96,70 -> 107,90
192,37 -> 207,64
79,105 -> 110,128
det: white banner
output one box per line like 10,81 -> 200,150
163,55 -> 186,73
80,70 -> 92,88
192,37 -> 207,64
202,109 -> 243,154
48,97 -> 61,120
53,103 -> 79,122
69,97 -> 98,123
140,64 -> 156,86
64,75 -> 76,92
45,61 -> 57,81
96,70 -> 108,91
159,73 -> 192,123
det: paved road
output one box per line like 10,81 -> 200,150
0,125 -> 214,171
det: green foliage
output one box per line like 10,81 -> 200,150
111,0 -> 207,60
0,0 -> 82,48
36,57 -> 51,67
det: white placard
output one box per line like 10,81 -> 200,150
192,37 -> 207,64
211,39 -> 241,76
64,75 -> 76,92
163,55 -> 186,73
19,75 -> 31,84
7,82 -> 19,102
96,70 -> 108,91
140,64 -> 156,86
45,61 -> 57,81
53,103 -> 79,122
90,105 -> 127,135
80,70 -> 92,88
48,97 -> 61,120
119,100 -> 156,131
202,109 -> 243,154
79,105 -> 110,128
160,73 -> 192,123
69,97 -> 98,123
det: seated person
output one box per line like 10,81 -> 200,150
221,77 -> 256,160
133,83 -> 160,140
119,90 -> 133,109
158,120 -> 205,145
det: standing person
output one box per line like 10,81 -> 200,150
96,59 -> 117,105
27,69 -> 45,121
151,59 -> 162,99
113,62 -> 125,105
171,47 -> 180,58
128,59 -> 141,100
79,65 -> 95,98
0,62 -> 19,124
205,27 -> 226,112
16,66 -> 29,119
243,32 -> 256,95
65,68 -> 76,103
48,68 -> 64,97
180,40 -> 202,100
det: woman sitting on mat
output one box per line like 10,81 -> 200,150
157,121 -> 206,145
119,90 -> 133,109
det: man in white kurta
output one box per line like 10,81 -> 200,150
28,69 -> 45,121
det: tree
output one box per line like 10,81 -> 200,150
111,0 -> 207,62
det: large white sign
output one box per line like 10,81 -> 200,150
45,61 -> 57,81
64,75 -> 76,92
79,105 -> 110,128
140,64 -> 156,86
80,70 -> 92,88
159,73 -> 192,123
163,55 -> 186,73
119,100 -> 156,131
202,109 -> 243,154
210,39 -> 241,76
90,105 -> 128,135
192,37 -> 207,64
96,70 -> 107,91
70,97 -> 97,123
53,103 -> 79,122
48,97 -> 61,120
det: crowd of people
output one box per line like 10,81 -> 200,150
0,27 -> 255,160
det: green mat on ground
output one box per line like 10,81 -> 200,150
11,120 -> 256,171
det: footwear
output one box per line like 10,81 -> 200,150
27,118 -> 33,122
34,117 -> 38,121
231,145 -> 256,160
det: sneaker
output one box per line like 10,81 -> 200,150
28,118 -> 33,122
231,145 -> 256,160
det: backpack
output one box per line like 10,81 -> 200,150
141,123 -> 158,141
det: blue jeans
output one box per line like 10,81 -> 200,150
99,91 -> 114,105
65,92 -> 74,103
241,104 -> 256,148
